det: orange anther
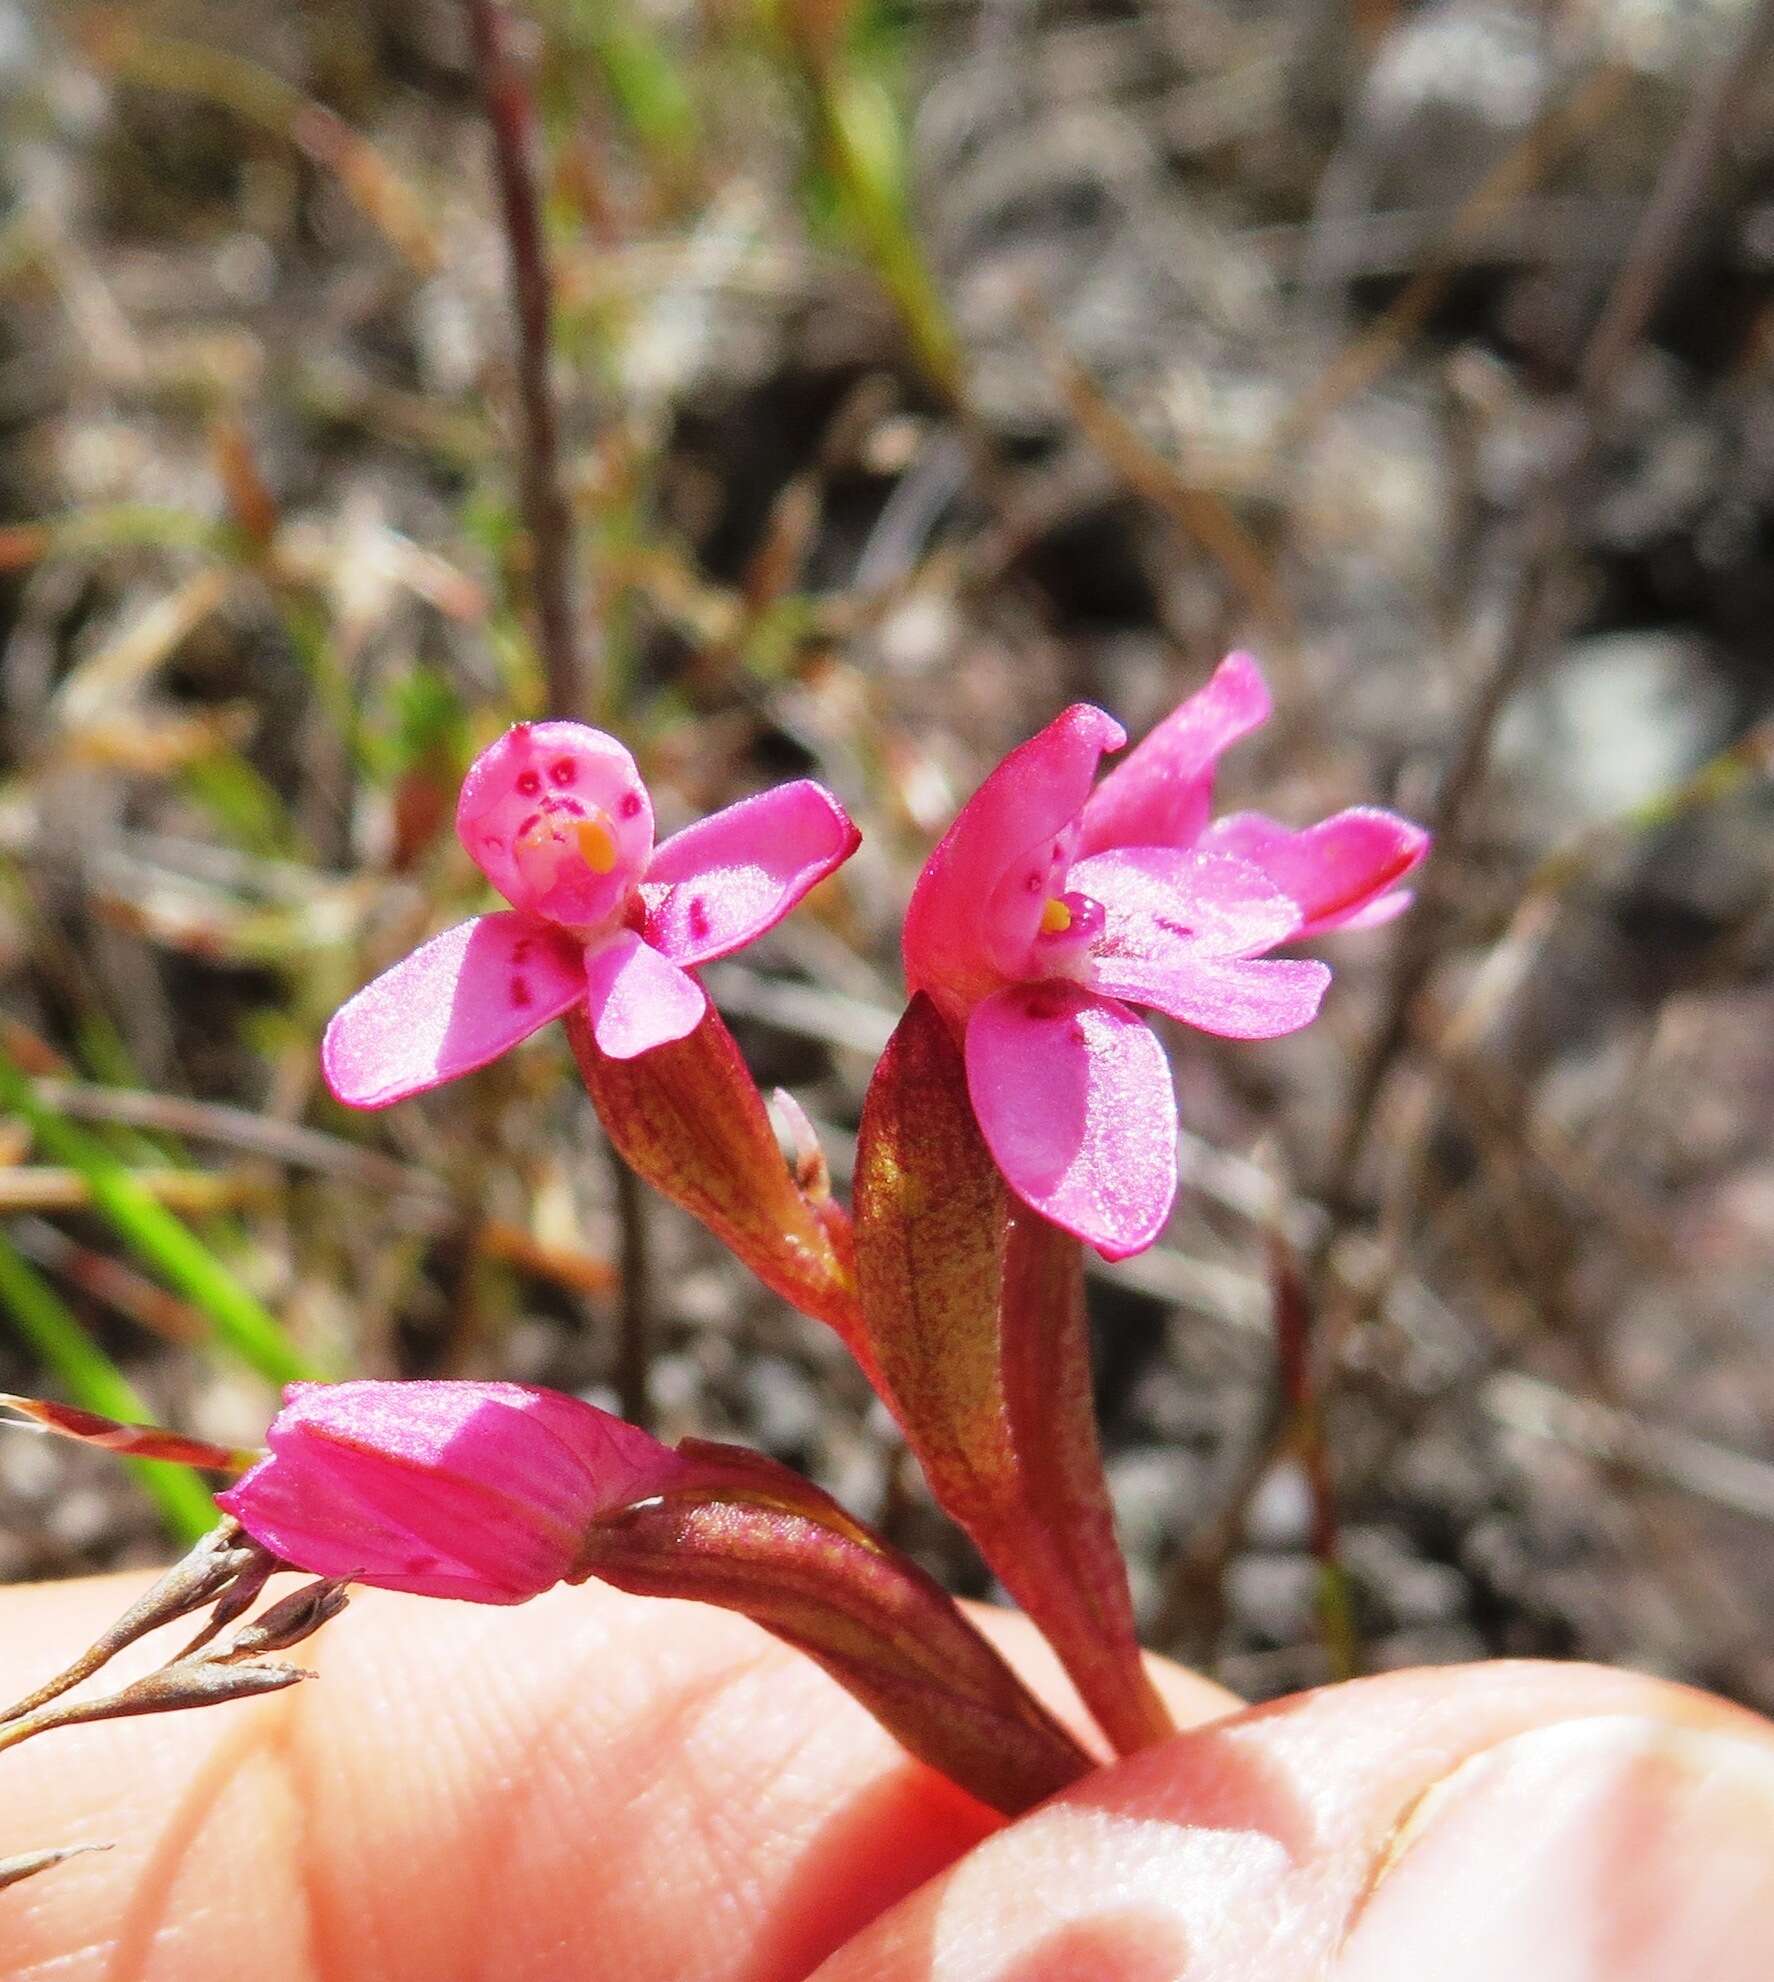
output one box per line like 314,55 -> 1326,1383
574,813 -> 618,875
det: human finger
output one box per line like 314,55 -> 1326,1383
0,1571 -> 1233,1982
812,1660 -> 1774,1981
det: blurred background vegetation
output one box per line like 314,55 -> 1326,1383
2,0 -> 1772,1713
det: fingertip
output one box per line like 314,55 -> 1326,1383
1337,1715 -> 1774,1981
810,1662 -> 1774,1981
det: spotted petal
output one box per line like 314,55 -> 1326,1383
321,913 -> 585,1108
1072,847 -> 1303,962
582,929 -> 707,1059
965,982 -> 1176,1260
639,779 -> 860,967
1077,651 -> 1271,857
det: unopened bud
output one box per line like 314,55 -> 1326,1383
218,1578 -> 351,1661
770,1088 -> 832,1201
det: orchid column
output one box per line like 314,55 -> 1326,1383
854,655 -> 1426,1755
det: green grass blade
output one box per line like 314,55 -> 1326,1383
0,1052 -> 319,1387
0,1232 -> 218,1544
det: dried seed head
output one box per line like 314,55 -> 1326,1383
217,1578 -> 351,1661
1,1519 -> 265,1725
0,1659 -> 310,1758
0,1843 -> 112,1895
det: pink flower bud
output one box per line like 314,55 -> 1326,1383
216,1381 -> 690,1604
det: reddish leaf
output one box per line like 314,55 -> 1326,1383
578,1437 -> 1093,1817
853,993 -> 1171,1755
0,1394 -> 255,1473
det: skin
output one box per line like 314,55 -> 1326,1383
2,1576 -> 1773,1980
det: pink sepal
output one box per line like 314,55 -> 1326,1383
1076,651 -> 1271,856
639,779 -> 860,967
1199,806 -> 1429,936
904,705 -> 1125,1013
321,913 -> 585,1109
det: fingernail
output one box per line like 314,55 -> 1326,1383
1338,1714 -> 1774,1980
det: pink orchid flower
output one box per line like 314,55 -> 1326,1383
901,652 -> 1428,1260
217,1380 -> 692,1603
323,721 -> 859,1106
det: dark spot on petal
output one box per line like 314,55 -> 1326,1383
550,758 -> 578,786
1068,1022 -> 1088,1047
509,976 -> 532,1007
620,792 -> 643,819
687,897 -> 710,938
1025,870 -> 1044,894
512,937 -> 532,961
518,811 -> 541,837
516,770 -> 542,797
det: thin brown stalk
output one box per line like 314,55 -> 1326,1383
462,0 -> 585,717
611,1151 -> 653,1430
464,0 -> 652,1403
1269,1230 -> 1359,1681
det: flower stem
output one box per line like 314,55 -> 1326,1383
997,1213 -> 1175,1751
853,995 -> 1170,1756
461,0 -> 585,718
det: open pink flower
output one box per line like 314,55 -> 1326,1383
901,652 -> 1428,1259
217,1380 -> 692,1603
323,721 -> 859,1106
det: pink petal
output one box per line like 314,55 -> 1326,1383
1335,886 -> 1415,931
904,705 -> 1126,1013
457,721 -> 654,927
218,1380 -> 688,1604
1077,651 -> 1272,856
322,913 -> 585,1109
1199,807 -> 1428,936
1073,847 -> 1303,962
965,982 -> 1177,1260
582,929 -> 706,1059
1091,951 -> 1331,1039
638,779 -> 860,967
